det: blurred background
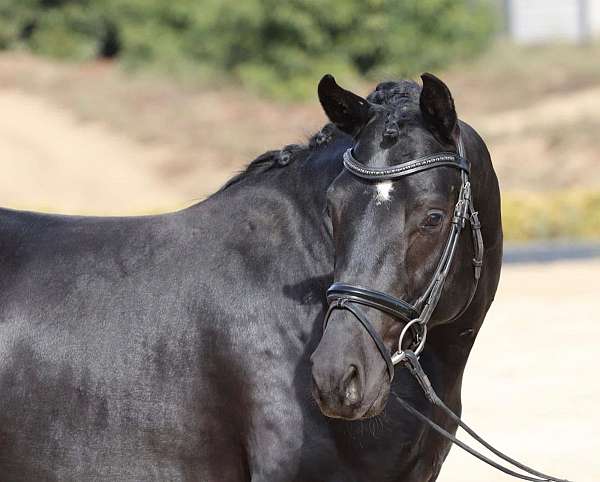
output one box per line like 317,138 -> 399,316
0,1 -> 598,480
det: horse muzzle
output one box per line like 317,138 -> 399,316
310,314 -> 391,420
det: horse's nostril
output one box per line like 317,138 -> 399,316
341,365 -> 362,406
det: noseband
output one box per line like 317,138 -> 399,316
323,135 -> 484,382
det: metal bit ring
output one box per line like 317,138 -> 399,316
391,319 -> 428,365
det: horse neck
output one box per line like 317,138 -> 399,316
193,138 -> 348,268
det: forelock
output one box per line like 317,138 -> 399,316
367,80 -> 422,142
367,80 -> 421,108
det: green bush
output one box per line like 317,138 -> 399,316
0,0 -> 497,98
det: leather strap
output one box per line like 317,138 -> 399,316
324,299 -> 395,382
343,149 -> 469,180
393,352 -> 571,482
327,283 -> 420,323
470,205 -> 484,280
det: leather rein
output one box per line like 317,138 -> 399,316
322,135 -> 570,482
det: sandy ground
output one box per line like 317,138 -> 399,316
1,53 -> 600,218
440,259 -> 600,482
470,85 -> 600,190
0,83 -> 322,214
0,88 -> 188,215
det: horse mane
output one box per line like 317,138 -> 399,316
218,79 -> 421,192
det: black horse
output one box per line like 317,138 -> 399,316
0,73 -> 502,481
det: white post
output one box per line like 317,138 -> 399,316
578,0 -> 591,43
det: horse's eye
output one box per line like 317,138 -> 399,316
423,211 -> 443,227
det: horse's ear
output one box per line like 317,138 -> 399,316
318,74 -> 371,137
419,73 -> 458,142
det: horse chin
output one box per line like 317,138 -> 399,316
318,380 -> 390,421
357,383 -> 389,419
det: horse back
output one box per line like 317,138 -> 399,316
0,207 -> 252,481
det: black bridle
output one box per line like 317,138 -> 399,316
322,135 -> 570,482
324,136 -> 483,382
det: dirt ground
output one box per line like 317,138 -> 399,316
0,88 -> 187,214
440,259 -> 600,482
1,51 -> 600,216
0,54 -> 323,214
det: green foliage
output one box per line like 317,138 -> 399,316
0,0 -> 496,98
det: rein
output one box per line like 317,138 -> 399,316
323,135 -> 570,482
392,352 -> 571,482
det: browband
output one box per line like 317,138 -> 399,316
343,149 -> 469,180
